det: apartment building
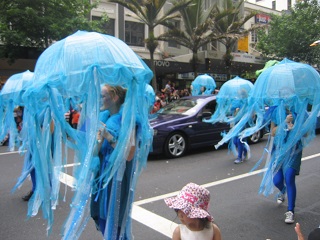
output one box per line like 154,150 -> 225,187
91,0 -> 294,88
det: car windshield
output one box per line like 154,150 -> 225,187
158,98 -> 206,115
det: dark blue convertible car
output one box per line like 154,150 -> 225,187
149,95 -> 265,158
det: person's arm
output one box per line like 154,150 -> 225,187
99,126 -> 117,148
271,113 -> 294,137
271,121 -> 277,137
172,226 -> 181,240
98,123 -> 136,161
212,223 -> 222,240
294,223 -> 305,240
50,120 -> 55,134
126,128 -> 136,161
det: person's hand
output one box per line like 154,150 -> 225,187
295,223 -> 305,240
285,113 -> 293,124
97,122 -> 106,143
286,114 -> 294,130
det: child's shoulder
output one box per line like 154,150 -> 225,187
172,225 -> 181,240
212,222 -> 222,240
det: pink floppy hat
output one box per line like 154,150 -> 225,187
164,183 -> 213,222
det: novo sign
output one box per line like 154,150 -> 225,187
255,14 -> 271,24
155,60 -> 170,67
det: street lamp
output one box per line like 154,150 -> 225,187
310,40 -> 320,46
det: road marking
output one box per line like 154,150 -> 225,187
131,205 -> 176,238
135,152 -> 320,206
1,150 -> 320,238
0,150 -> 25,155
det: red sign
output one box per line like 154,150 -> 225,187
255,14 -> 271,24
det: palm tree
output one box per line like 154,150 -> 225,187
157,0 -> 222,77
109,0 -> 193,91
211,0 -> 259,79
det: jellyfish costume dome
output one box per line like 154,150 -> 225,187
191,74 -> 216,95
204,76 -> 253,157
21,31 -> 153,239
204,76 -> 253,125
0,70 -> 34,151
215,58 -> 320,196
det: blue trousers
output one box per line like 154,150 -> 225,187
273,167 -> 296,212
30,168 -> 36,192
233,137 -> 247,160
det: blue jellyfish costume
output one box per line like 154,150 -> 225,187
0,70 -> 34,151
204,76 -> 253,125
145,83 -> 155,114
191,74 -> 216,95
22,31 -> 153,239
0,71 -> 39,197
215,58 -> 320,196
204,76 -> 253,156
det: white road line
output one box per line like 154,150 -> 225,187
135,152 -> 320,206
59,172 -> 77,189
131,205 -> 177,238
0,150 -> 25,155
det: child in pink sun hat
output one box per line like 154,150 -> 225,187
164,183 -> 222,240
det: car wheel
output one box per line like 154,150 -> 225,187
164,132 -> 187,158
248,130 -> 262,144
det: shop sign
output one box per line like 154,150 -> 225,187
255,14 -> 271,24
155,60 -> 170,67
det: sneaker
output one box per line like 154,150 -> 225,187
277,192 -> 285,204
285,211 -> 295,224
234,158 -> 243,164
22,191 -> 33,201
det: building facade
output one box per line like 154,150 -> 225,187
1,0 -> 296,90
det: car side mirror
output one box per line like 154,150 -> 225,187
201,112 -> 212,119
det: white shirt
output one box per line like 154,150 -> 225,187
179,224 -> 214,240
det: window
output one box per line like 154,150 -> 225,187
251,25 -> 258,43
92,16 -> 115,36
272,1 -> 276,10
287,0 -> 292,9
168,20 -> 181,48
125,21 -> 145,47
210,40 -> 218,51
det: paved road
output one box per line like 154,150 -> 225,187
1,134 -> 320,240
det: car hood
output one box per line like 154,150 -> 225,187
149,113 -> 190,128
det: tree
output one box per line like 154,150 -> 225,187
211,0 -> 259,79
256,0 -> 320,66
0,0 -> 109,62
157,0 -> 221,77
108,0 -> 193,91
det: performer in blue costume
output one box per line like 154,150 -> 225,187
204,77 -> 253,163
270,107 -> 303,224
212,59 -> 320,225
91,84 -> 136,239
18,31 -> 153,239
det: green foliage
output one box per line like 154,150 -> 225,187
256,0 -> 320,65
109,0 -> 193,90
157,0 -> 218,76
211,0 -> 258,77
0,0 -> 109,61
